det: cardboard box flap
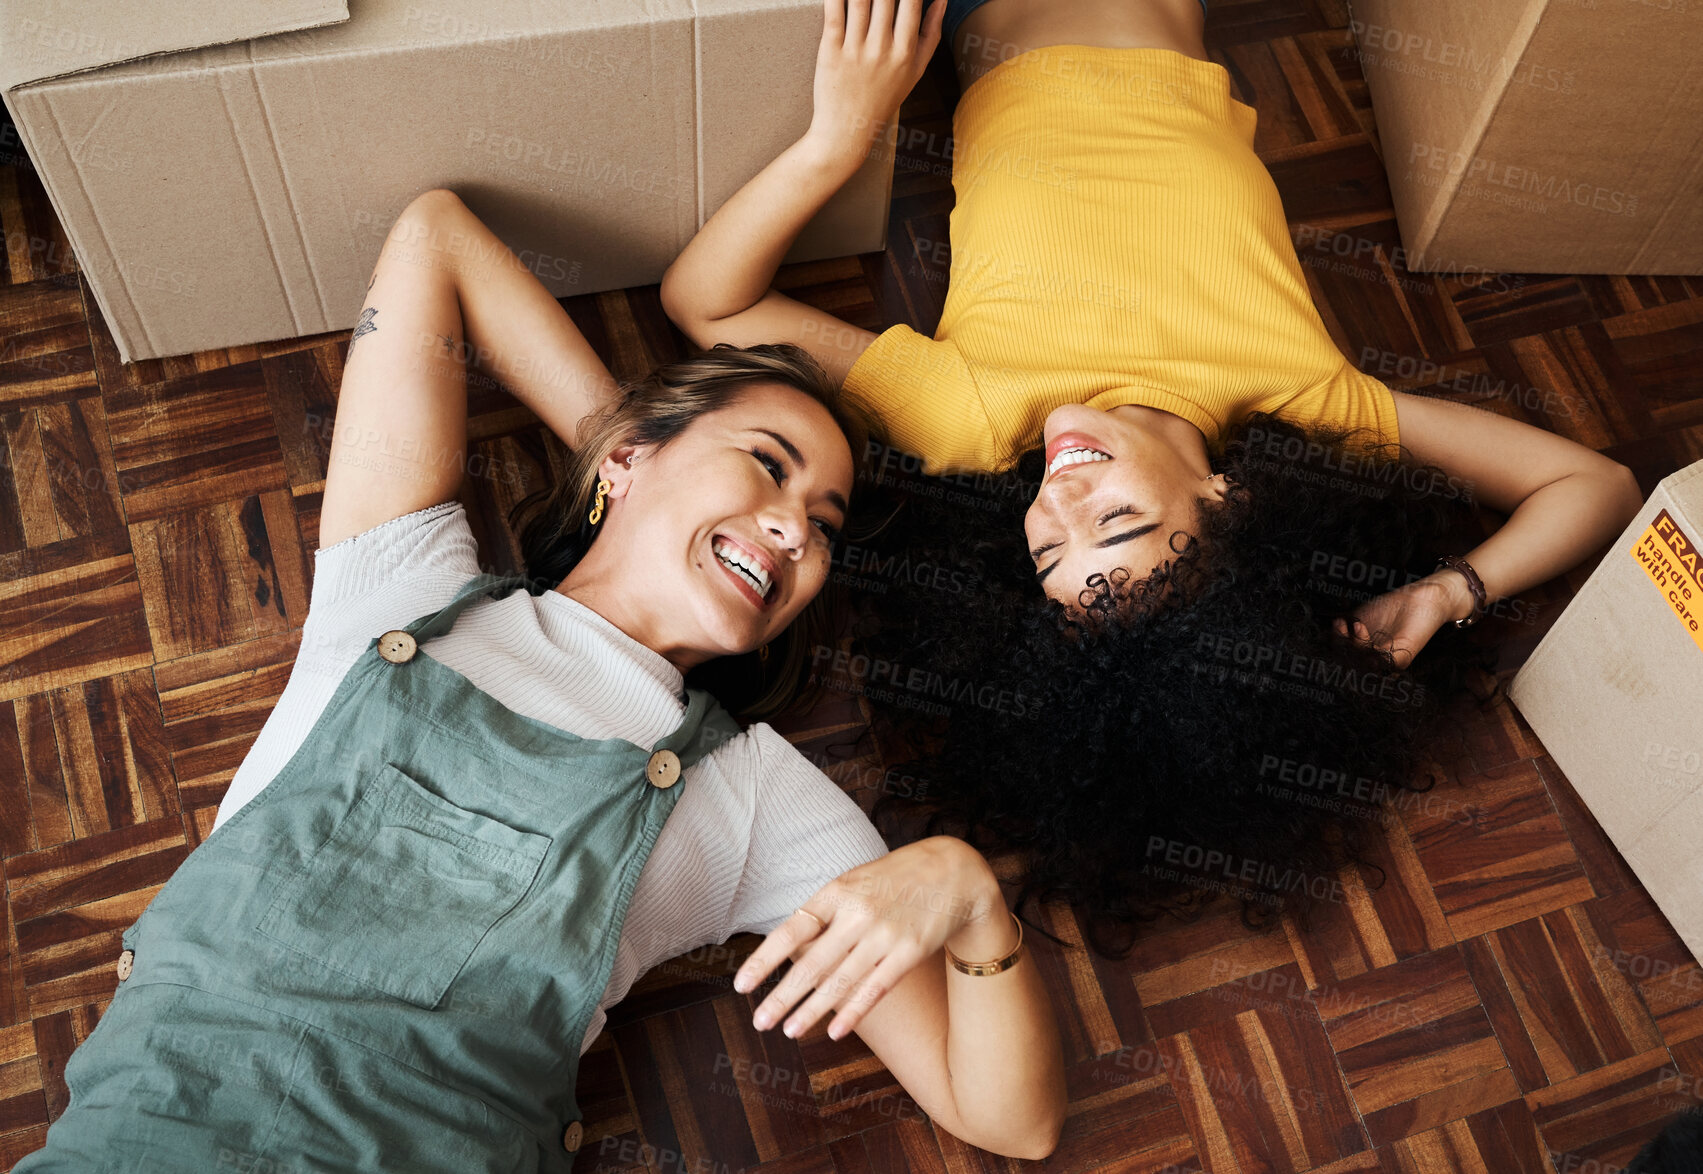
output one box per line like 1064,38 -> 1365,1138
0,0 -> 349,94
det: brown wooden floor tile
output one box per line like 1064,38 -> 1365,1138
1535,756 -> 1641,902
1405,758 -> 1593,941
0,158 -> 77,292
1584,889 -> 1703,1049
103,361 -> 289,524
0,865 -> 23,1029
1380,1096 -> 1551,1174
1602,298 -> 1703,423
153,629 -> 300,815
0,1022 -> 46,1147
747,1146 -> 841,1174
1472,906 -> 1662,1091
1453,277 -> 1602,351
0,282 -> 95,413
1157,1003 -> 1366,1173
258,343 -> 344,498
8,817 -> 183,1023
1285,826 -> 1455,989
1658,1036 -> 1703,1127
1527,1047 -> 1701,1174
0,555 -> 151,705
1031,903 -> 1158,1063
4,694 -> 68,855
837,1116 -> 947,1174
129,491 -> 307,662
21,676 -> 161,851
1316,946 -> 1508,1148
1210,0 -> 1338,54
36,669 -> 176,839
1297,1154 -> 1386,1174
616,999 -> 810,1173
1051,1053 -> 1196,1172
0,396 -> 125,565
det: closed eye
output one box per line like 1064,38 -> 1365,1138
1033,522 -> 1162,582
752,447 -> 785,485
1094,523 -> 1161,549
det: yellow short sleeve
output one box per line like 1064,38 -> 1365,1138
1258,363 -> 1401,453
841,325 -> 998,475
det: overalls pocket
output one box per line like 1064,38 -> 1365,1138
256,762 -> 550,1009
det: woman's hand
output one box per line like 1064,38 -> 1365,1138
1334,570 -> 1473,668
734,835 -> 1004,1041
805,0 -> 947,164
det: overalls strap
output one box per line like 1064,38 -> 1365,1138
407,571 -> 532,643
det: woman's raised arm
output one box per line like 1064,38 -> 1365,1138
319,187 -> 618,549
1340,390 -> 1645,665
659,0 -> 944,383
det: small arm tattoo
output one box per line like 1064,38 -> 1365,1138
439,333 -> 456,356
349,306 -> 378,357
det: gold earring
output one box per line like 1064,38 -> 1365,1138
758,643 -> 770,662
587,478 -> 611,526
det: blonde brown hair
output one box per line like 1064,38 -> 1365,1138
508,342 -> 875,718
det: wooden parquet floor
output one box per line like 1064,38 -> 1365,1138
5,1 -> 1703,1170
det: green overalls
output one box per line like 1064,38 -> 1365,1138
17,572 -> 739,1173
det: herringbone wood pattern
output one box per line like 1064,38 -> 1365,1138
5,0 -> 1703,1170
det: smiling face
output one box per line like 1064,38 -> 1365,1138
1024,403 -> 1226,606
576,382 -> 854,668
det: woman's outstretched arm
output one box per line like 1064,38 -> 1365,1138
659,0 -> 944,383
735,836 -> 1067,1159
1340,391 -> 1645,665
318,187 -> 618,549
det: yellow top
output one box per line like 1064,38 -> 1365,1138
843,45 -> 1399,474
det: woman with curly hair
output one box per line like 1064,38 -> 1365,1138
838,411 -> 1510,954
659,0 -> 1643,949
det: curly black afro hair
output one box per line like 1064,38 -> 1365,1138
835,412 -> 1499,957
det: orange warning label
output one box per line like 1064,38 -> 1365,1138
1632,509 -> 1703,653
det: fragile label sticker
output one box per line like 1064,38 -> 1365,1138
1632,509 -> 1703,653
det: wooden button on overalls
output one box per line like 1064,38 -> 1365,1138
646,749 -> 681,788
377,629 -> 417,663
562,1121 -> 583,1151
115,949 -> 133,982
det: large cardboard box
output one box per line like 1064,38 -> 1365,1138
1511,461 -> 1703,961
1348,0 -> 1703,275
0,0 -> 893,363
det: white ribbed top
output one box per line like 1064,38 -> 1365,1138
213,501 -> 888,1054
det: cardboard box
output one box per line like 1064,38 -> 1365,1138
1348,0 -> 1703,275
0,0 -> 893,363
1511,461 -> 1703,962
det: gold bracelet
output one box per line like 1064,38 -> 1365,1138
944,910 -> 1024,976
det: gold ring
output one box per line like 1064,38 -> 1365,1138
793,908 -> 826,934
